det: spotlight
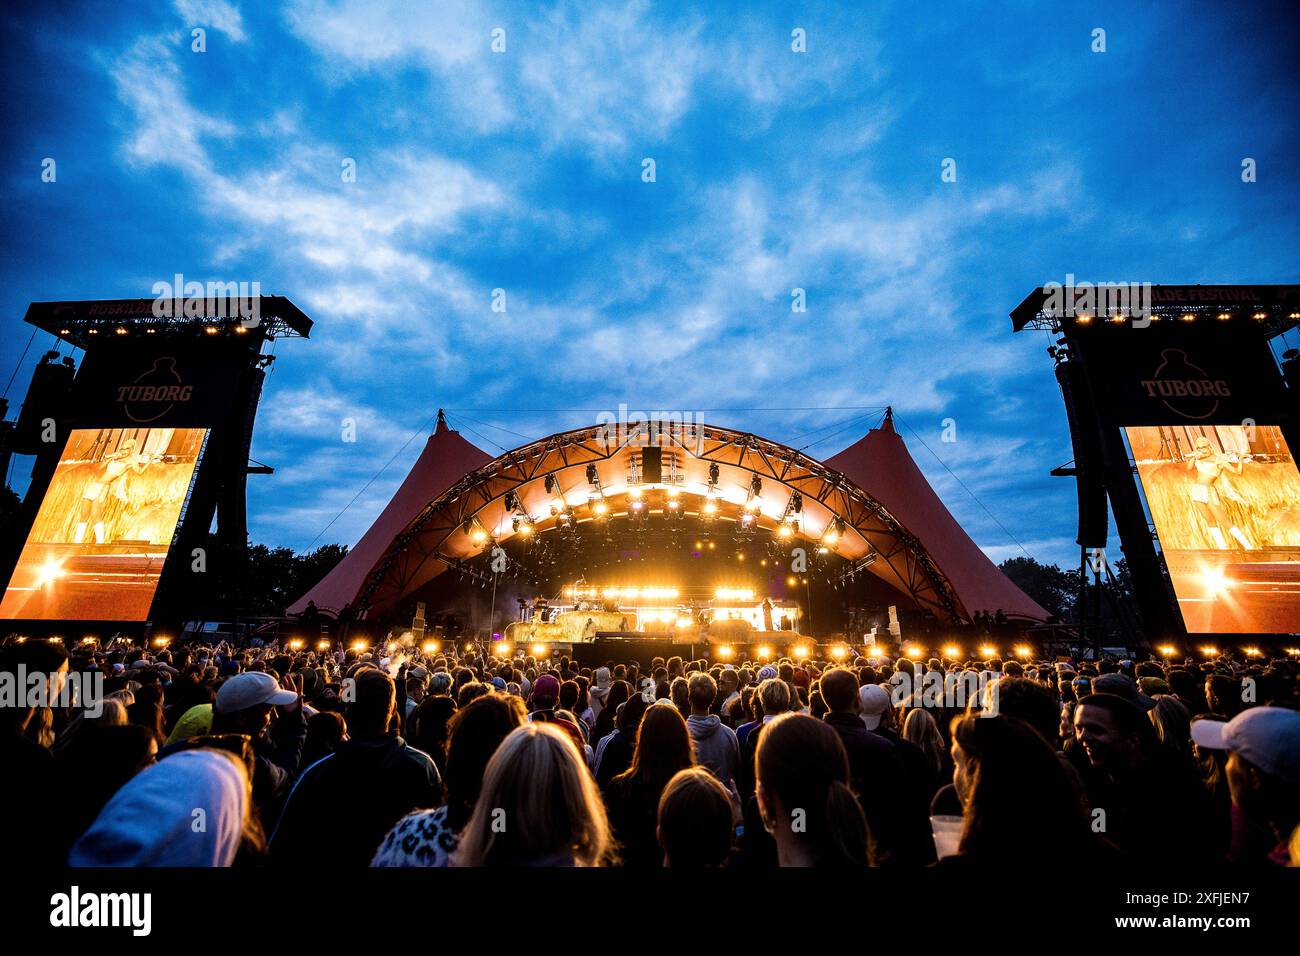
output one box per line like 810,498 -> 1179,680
1200,645 -> 1219,658
716,645 -> 734,659
905,646 -> 924,659
757,645 -> 772,659
831,645 -> 848,659
35,559 -> 66,588
494,641 -> 510,656
1014,644 -> 1032,659
942,644 -> 961,658
422,640 -> 440,653
317,639 -> 330,651
1200,566 -> 1231,596
463,517 -> 489,545
792,645 -> 810,660
1157,644 -> 1177,657
978,644 -> 997,658
531,643 -> 547,656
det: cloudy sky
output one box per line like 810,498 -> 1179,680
2,0 -> 1298,569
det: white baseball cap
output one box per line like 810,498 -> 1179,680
1191,707 -> 1300,786
859,684 -> 890,731
215,671 -> 297,714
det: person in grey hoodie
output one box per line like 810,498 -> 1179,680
686,672 -> 739,785
581,666 -> 612,731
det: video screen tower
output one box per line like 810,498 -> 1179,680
1012,284 -> 1300,645
0,294 -> 312,633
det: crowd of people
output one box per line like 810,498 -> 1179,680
2,633 -> 1298,868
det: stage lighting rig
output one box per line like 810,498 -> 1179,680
462,516 -> 492,549
544,473 -> 576,528
503,491 -> 535,536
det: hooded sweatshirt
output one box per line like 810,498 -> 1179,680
582,669 -> 613,728
70,749 -> 247,866
687,713 -> 740,784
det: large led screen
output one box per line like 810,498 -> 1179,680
1127,424 -> 1300,633
0,427 -> 207,621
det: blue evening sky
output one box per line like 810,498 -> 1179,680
2,0 -> 1298,569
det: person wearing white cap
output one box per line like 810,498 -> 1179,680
211,670 -> 306,831
1191,707 -> 1300,866
858,684 -> 891,732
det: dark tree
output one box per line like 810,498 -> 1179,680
239,542 -> 348,616
998,556 -> 1078,620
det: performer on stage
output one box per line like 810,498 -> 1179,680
1186,435 -> 1254,550
73,437 -> 156,544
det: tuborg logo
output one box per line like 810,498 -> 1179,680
117,357 -> 191,424
1139,349 -> 1229,420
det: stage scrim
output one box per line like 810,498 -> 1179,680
1127,424 -> 1300,633
0,427 -> 207,621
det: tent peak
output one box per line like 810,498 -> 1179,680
435,408 -> 448,434
881,406 -> 895,434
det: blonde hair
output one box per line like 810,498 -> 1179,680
453,722 -> 615,867
903,708 -> 946,777
95,698 -> 128,726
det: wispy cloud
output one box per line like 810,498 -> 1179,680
5,0 -> 1296,572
